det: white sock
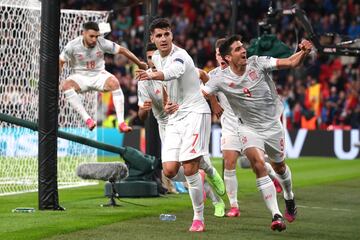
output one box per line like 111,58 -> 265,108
112,88 -> 125,123
224,169 -> 238,208
276,165 -> 294,200
256,175 -> 281,217
64,89 -> 90,122
200,154 -> 214,177
204,181 -> 222,205
264,162 -> 276,180
171,166 -> 186,182
185,172 -> 204,221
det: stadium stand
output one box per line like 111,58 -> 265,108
61,0 -> 359,131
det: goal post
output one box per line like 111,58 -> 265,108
0,0 -> 110,200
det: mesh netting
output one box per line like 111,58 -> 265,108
0,0 -> 109,195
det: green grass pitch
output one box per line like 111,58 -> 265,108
0,157 -> 359,240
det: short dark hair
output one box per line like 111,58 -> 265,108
83,21 -> 99,31
215,38 -> 226,49
146,43 -> 157,52
219,35 -> 241,63
149,17 -> 171,33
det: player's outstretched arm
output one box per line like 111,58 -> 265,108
137,52 -> 187,81
276,39 -> 312,69
118,46 -> 148,70
136,69 -> 165,81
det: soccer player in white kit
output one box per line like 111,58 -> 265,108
138,43 -> 226,218
59,21 -> 147,132
136,18 -> 211,232
207,38 -> 281,218
202,35 -> 312,231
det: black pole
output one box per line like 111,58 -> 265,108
143,0 -> 158,60
230,0 -> 237,35
143,0 -> 161,158
38,0 -> 63,210
143,1 -> 150,59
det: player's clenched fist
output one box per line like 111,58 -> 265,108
299,39 -> 312,53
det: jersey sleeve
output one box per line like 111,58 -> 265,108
137,82 -> 150,107
162,51 -> 186,81
97,37 -> 121,55
201,71 -> 219,95
256,56 -> 277,71
59,42 -> 73,62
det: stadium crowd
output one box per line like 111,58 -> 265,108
61,0 -> 360,130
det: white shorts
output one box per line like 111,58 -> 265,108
67,70 -> 113,92
158,122 -> 166,143
237,120 -> 285,163
162,112 -> 211,162
221,113 -> 240,136
221,134 -> 242,152
220,113 -> 242,152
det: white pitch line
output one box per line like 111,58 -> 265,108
297,205 -> 351,212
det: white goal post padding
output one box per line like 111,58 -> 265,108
0,0 -> 110,195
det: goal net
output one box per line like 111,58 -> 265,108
0,0 -> 109,195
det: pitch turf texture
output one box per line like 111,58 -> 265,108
1,157 -> 359,240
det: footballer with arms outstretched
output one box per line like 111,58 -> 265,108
137,18 -> 218,232
59,21 -> 147,132
204,38 -> 282,218
202,35 -> 312,231
138,42 -> 226,218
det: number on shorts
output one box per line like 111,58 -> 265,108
243,87 -> 252,97
280,138 -> 284,152
279,138 -> 285,158
192,133 -> 199,147
86,61 -> 96,69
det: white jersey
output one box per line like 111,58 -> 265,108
137,69 -> 168,126
202,56 -> 284,131
152,44 -> 210,123
208,67 -> 239,135
60,36 -> 120,77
